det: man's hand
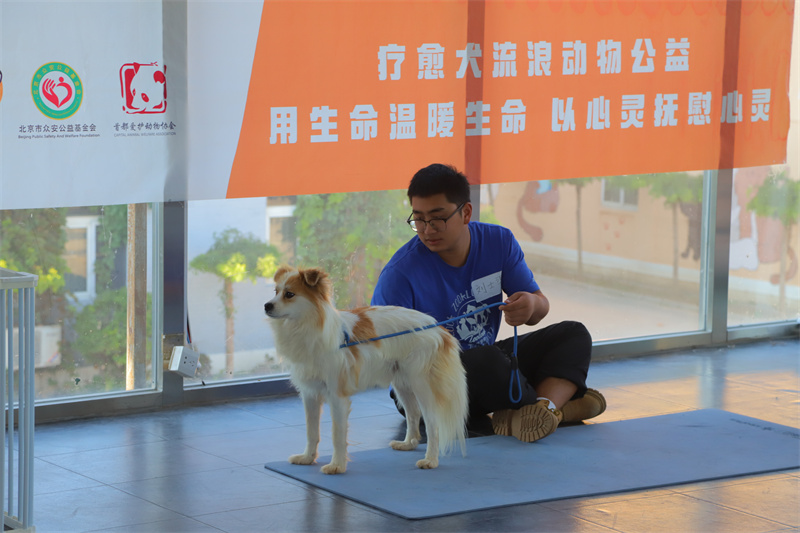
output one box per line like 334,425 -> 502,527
500,291 -> 550,327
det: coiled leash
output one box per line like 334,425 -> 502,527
340,301 -> 523,404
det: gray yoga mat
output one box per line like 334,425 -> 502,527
264,409 -> 800,520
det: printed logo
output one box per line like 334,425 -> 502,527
0,70 -> 4,104
120,62 -> 166,114
31,62 -> 83,120
452,301 -> 495,349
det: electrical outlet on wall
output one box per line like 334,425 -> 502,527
169,346 -> 199,378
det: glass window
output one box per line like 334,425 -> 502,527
63,214 -> 99,301
602,179 -> 639,209
186,190 -> 409,384
728,165 -> 800,326
0,204 -> 156,400
488,173 -> 708,342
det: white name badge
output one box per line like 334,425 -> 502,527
471,272 -> 502,303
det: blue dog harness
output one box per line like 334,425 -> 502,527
339,302 -> 523,404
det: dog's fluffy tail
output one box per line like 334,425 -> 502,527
428,330 -> 469,457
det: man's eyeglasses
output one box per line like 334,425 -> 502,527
407,203 -> 465,233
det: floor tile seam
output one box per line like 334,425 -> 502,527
183,489 -> 331,521
667,471 -> 800,495
104,462 -> 271,488
37,482 -> 190,520
589,370 -> 705,386
32,435 -> 172,459
722,375 -> 800,393
34,482 -> 106,497
35,456 -> 124,488
553,490 -> 793,532
38,452 -> 246,483
451,500 -> 628,532
546,503 -> 630,533
258,411 -> 400,427
79,515 -> 227,533
553,507 -> 629,533
609,385 -> 705,407
119,409 -> 302,430
537,488 -> 683,512
33,436 -> 222,462
678,491 -> 799,528
169,423 -> 302,444
107,476 -> 285,520
99,459 -> 251,484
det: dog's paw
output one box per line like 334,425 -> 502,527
390,439 -> 419,451
321,462 -> 347,475
288,453 -> 316,465
416,458 -> 439,469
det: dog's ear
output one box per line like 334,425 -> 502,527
301,268 -> 333,302
300,268 -> 326,287
274,265 -> 293,283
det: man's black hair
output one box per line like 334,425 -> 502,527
407,163 -> 471,205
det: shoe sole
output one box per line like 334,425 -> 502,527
492,402 -> 559,443
491,409 -> 514,437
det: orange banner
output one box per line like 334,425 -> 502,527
228,0 -> 794,198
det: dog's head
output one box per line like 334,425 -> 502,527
264,265 -> 333,322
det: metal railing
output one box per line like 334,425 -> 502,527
0,268 -> 37,532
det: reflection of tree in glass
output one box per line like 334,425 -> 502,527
561,177 -> 597,276
747,169 -> 799,315
641,172 -> 703,281
293,190 -> 409,308
190,228 -> 280,376
0,208 -> 69,324
72,288 -> 152,391
68,205 -> 142,393
562,173 -> 701,282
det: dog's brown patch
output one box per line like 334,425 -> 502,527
299,267 -> 333,303
337,307 -> 379,396
351,307 -> 380,349
274,265 -> 293,284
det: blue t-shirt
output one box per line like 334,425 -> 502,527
371,221 -> 539,351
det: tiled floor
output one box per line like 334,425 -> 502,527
31,338 -> 799,533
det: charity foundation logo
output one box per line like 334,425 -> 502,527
31,62 -> 83,119
120,62 -> 166,114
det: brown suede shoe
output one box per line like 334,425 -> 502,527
560,388 -> 607,424
491,400 -> 562,442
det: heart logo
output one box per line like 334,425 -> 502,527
41,76 -> 73,108
31,62 -> 83,119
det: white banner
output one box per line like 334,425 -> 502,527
1,1 -> 175,209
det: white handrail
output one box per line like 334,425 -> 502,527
0,268 -> 38,531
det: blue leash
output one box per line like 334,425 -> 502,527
340,302 -> 523,404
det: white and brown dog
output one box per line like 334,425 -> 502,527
264,266 -> 468,474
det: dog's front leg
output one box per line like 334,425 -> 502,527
321,395 -> 351,474
288,392 -> 322,466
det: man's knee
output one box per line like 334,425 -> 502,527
563,320 -> 592,343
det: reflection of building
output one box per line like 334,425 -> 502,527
64,210 -> 100,302
266,196 -> 296,262
64,207 -> 152,304
498,177 -> 700,280
493,171 -> 799,302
